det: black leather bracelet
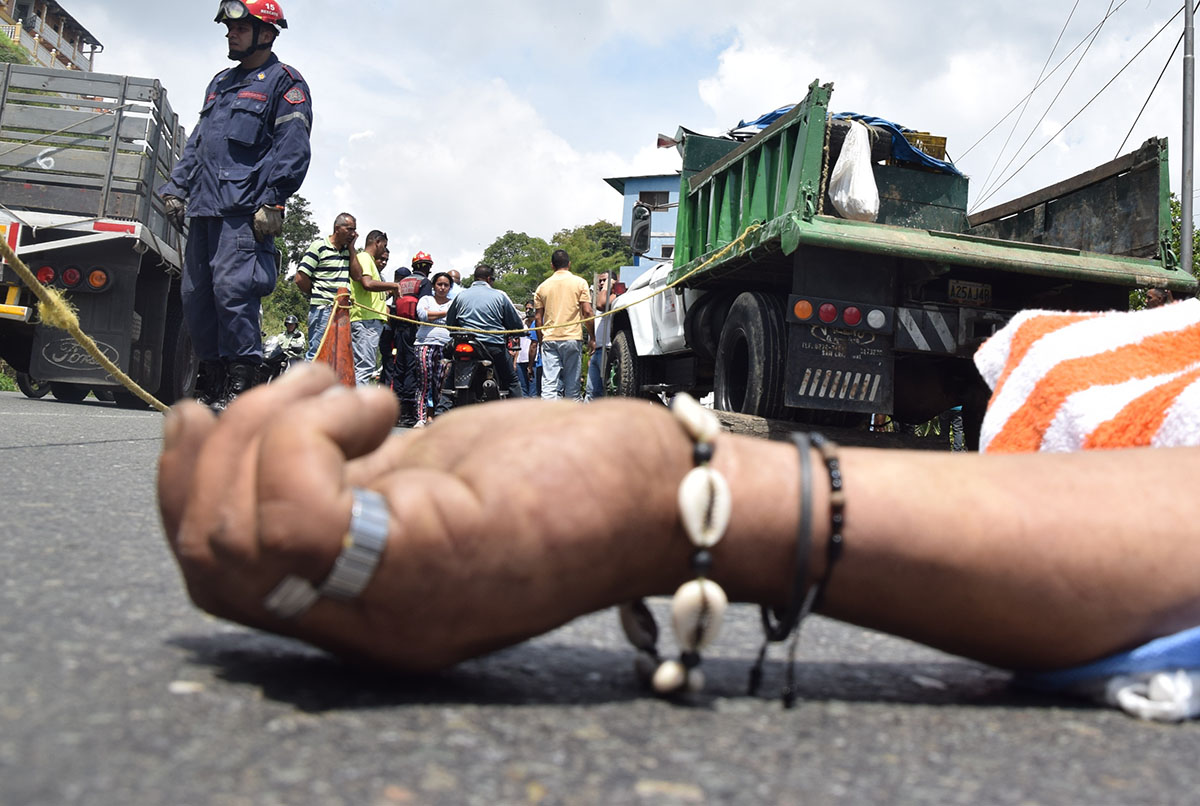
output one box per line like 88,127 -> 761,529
759,432 -> 815,643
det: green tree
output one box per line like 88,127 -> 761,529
262,193 -> 319,337
485,231 -> 552,305
550,222 -> 626,281
1133,193 -> 1200,308
483,220 -> 628,308
0,35 -> 30,65
277,194 -> 321,274
554,220 -> 630,265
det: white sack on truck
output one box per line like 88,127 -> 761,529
829,119 -> 879,222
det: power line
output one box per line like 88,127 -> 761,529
976,0 -> 1113,207
958,0 -> 1130,161
970,2 -> 1185,213
1114,2 -> 1199,157
976,0 -> 1079,201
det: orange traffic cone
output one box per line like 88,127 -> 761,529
314,287 -> 356,388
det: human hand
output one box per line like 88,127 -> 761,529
163,195 -> 186,228
252,204 -> 284,242
158,364 -> 694,671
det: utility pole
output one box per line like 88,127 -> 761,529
1184,0 -> 1195,275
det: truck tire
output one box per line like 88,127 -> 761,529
685,294 -> 734,363
155,304 -> 198,405
610,329 -> 645,398
49,382 -> 89,403
714,291 -> 786,419
16,373 -> 50,399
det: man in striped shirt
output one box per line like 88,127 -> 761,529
296,213 -> 356,360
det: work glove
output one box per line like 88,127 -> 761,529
163,195 -> 186,228
253,204 -> 285,242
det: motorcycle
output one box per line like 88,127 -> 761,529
445,332 -> 501,407
258,335 -> 301,384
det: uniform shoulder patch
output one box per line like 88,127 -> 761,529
284,87 -> 307,105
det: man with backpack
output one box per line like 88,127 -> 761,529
392,251 -> 434,426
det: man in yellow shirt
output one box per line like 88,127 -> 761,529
534,249 -> 594,401
349,230 -> 401,385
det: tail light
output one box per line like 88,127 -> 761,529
36,265 -> 55,285
61,267 -> 82,288
87,269 -> 110,290
793,297 -> 888,331
454,342 -> 476,358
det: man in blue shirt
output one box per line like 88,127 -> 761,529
159,0 -> 312,411
437,263 -> 525,411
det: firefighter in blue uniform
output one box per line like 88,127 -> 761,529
159,0 -> 312,410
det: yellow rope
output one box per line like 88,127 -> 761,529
0,237 -> 169,412
350,222 -> 765,337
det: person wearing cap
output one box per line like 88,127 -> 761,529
158,0 -> 312,412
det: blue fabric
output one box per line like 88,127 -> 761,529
182,216 -> 276,361
160,54 -> 313,215
445,283 -> 523,348
736,105 -> 795,131
541,340 -> 583,402
1016,625 -> 1200,691
831,113 -> 963,177
305,303 -> 331,361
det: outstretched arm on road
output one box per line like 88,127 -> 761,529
158,365 -> 1200,674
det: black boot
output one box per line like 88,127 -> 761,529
195,360 -> 226,410
212,360 -> 258,413
398,399 -> 418,428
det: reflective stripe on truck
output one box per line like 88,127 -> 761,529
0,284 -> 31,322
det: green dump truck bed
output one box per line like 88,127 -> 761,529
670,80 -> 1194,296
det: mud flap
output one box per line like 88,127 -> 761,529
784,323 -> 894,414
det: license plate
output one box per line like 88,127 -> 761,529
949,279 -> 992,307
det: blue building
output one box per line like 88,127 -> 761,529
604,173 -> 679,286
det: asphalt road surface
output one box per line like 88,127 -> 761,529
3,390 -> 1198,805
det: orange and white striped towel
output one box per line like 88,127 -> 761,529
974,298 -> 1200,453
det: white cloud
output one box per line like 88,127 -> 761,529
62,0 -> 1200,262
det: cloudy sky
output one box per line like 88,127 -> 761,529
67,0 -> 1196,269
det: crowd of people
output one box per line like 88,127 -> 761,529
288,215 -> 612,426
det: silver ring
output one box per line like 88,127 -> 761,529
263,575 -> 319,619
318,487 -> 390,601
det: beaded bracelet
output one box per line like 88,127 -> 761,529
808,432 -> 845,612
618,393 -> 730,696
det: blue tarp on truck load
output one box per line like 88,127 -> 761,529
832,112 -> 964,177
735,105 -> 964,177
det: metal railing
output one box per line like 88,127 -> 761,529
1,15 -> 93,71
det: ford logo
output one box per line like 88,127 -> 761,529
41,337 -> 120,371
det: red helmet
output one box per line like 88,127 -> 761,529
412,251 -> 433,267
215,0 -> 288,30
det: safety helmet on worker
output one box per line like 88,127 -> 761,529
284,314 -> 299,326
215,0 -> 288,31
412,251 -> 433,269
